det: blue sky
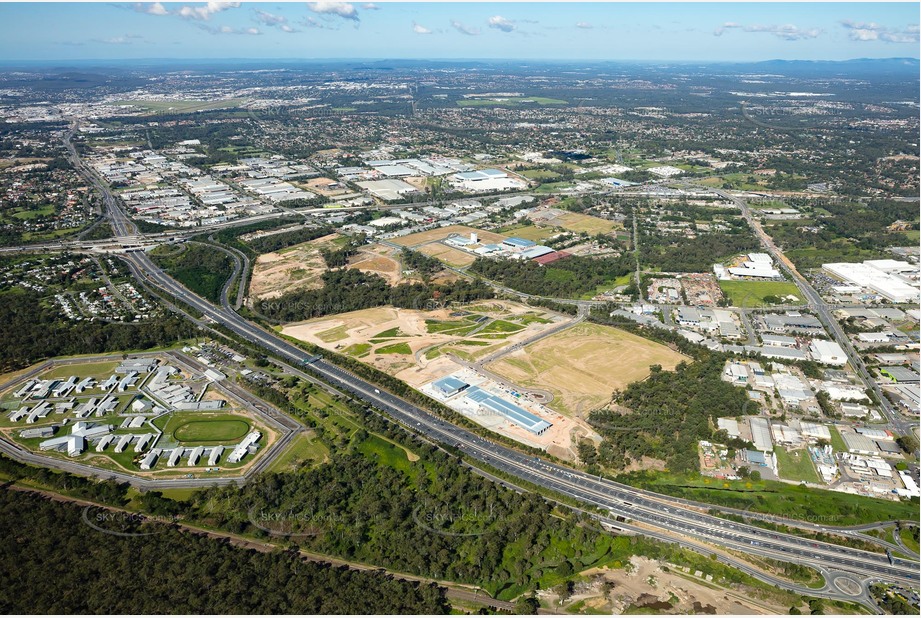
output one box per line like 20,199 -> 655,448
0,2 -> 917,62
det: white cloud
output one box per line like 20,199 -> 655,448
96,34 -> 145,45
133,2 -> 168,16
254,9 -> 298,32
840,20 -> 919,43
412,22 -> 432,35
200,23 -> 261,35
176,2 -> 241,22
575,22 -> 593,29
362,3 -> 380,9
450,19 -> 480,36
307,2 -> 359,22
254,10 -> 286,26
488,15 -> 515,33
714,22 -> 820,40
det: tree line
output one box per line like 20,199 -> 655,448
0,289 -> 197,374
470,254 -> 632,298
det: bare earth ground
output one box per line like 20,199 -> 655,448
347,243 -> 407,286
487,322 -> 688,418
391,224 -> 507,248
299,176 -> 349,196
279,301 -> 600,458
417,242 -> 477,267
528,207 -> 623,234
548,556 -> 788,615
249,233 -> 343,300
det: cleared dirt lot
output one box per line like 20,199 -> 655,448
251,238 -> 432,300
529,208 -> 623,235
558,556 -> 792,615
249,233 -> 343,300
391,225 -> 507,247
487,322 -> 687,418
417,242 -> 477,267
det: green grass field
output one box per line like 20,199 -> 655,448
774,447 -> 820,484
38,360 -> 120,381
496,223 -> 556,242
375,342 -> 412,355
621,471 -> 919,526
173,419 -> 251,443
718,280 -> 803,308
342,343 -> 372,358
828,425 -> 848,453
265,431 -> 328,474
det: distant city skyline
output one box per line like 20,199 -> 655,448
0,2 -> 917,62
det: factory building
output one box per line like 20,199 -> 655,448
462,387 -> 552,435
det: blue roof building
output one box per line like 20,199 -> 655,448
503,237 -> 536,249
463,387 -> 552,435
431,376 -> 470,398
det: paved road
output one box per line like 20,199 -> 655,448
115,248 -> 919,591
699,185 -> 909,436
13,142 -> 919,599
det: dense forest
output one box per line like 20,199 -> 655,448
258,269 -> 493,322
639,225 -> 759,272
150,243 -> 235,303
0,289 -> 197,373
244,225 -> 333,255
469,254 -> 632,298
401,247 -> 445,282
178,441 -> 635,600
764,199 -> 918,268
0,489 -> 450,614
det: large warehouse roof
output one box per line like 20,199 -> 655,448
463,387 -> 552,435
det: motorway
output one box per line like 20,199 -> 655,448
10,131 -> 917,604
118,247 -> 920,592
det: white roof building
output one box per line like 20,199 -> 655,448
823,261 -> 919,303
809,340 -> 848,366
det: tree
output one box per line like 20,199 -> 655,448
553,580 -> 574,605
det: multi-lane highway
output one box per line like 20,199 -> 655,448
118,247 -> 919,591
13,130 -> 916,603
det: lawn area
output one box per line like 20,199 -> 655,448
39,360 -> 120,380
899,526 -> 920,554
554,212 -> 621,234
342,343 -> 372,358
496,223 -> 556,242
534,181 -> 576,194
315,324 -> 350,343
356,434 -> 416,476
718,280 -> 803,308
620,471 -> 920,526
375,342 -> 412,355
477,319 -> 525,335
774,447 -> 820,484
12,204 -> 55,220
173,419 -> 251,443
517,169 -> 562,180
265,431 -> 328,473
828,425 -> 848,453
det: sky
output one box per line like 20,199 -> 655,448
0,2 -> 917,62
